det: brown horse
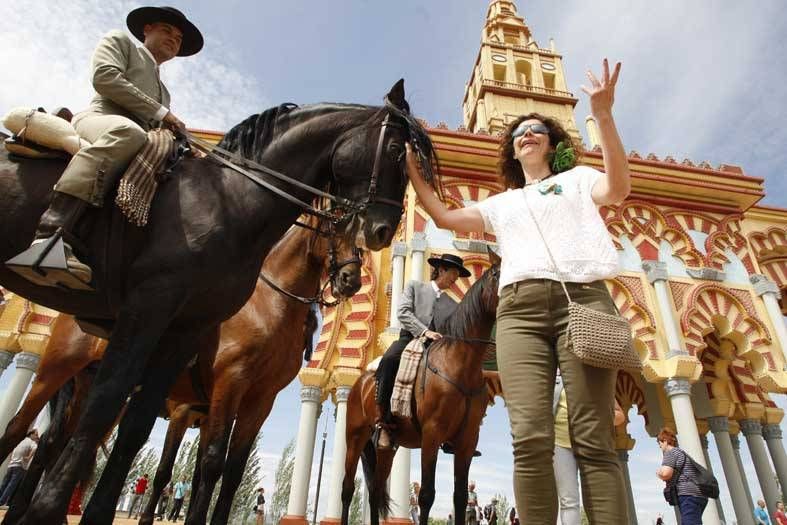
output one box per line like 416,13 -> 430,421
0,215 -> 362,525
341,250 -> 500,525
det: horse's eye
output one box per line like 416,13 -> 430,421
388,143 -> 404,160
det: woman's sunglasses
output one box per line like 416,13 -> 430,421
512,122 -> 550,139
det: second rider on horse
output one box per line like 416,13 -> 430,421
7,6 -> 203,289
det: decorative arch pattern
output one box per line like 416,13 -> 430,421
414,180 -> 500,243
616,370 -> 649,425
608,276 -> 658,360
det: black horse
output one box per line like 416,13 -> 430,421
0,80 -> 438,524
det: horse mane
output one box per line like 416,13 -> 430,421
216,101 -> 441,188
442,269 -> 494,338
216,103 -> 299,163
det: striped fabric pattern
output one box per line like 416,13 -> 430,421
390,337 -> 425,418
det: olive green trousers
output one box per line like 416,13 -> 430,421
54,113 -> 148,207
496,278 -> 629,524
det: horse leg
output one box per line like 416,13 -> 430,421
452,445 -> 474,525
18,294 -> 185,525
138,403 -> 193,525
369,447 -> 395,525
2,376 -> 79,525
418,429 -> 441,525
185,385 -> 243,525
341,420 -> 369,525
80,325 -> 218,525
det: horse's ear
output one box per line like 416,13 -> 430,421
385,79 -> 409,113
487,245 -> 501,266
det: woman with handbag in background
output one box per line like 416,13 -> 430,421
657,428 -> 708,524
404,58 -> 633,523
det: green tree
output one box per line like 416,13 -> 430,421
227,432 -> 264,524
348,477 -> 362,525
493,493 -> 509,525
580,508 -> 589,525
269,439 -> 296,525
82,429 -> 117,504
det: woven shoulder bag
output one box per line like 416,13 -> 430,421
523,189 -> 641,370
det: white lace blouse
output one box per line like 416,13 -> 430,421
473,165 -> 619,292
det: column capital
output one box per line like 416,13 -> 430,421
301,385 -> 322,404
664,378 -> 691,397
14,351 -> 40,372
0,350 -> 14,370
763,424 -> 783,441
391,242 -> 408,258
616,449 -> 630,462
666,348 -> 689,359
740,418 -> 763,436
642,260 -> 668,283
750,274 -> 781,297
335,385 -> 352,403
730,433 -> 741,450
700,434 -> 709,450
707,416 -> 730,434
411,232 -> 428,253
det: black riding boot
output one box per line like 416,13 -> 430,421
6,191 -> 93,289
374,364 -> 396,449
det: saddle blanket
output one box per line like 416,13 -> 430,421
390,336 -> 425,418
115,128 -> 176,226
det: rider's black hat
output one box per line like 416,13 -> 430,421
127,6 -> 204,57
427,253 -> 471,278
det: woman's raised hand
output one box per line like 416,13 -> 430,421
405,142 -> 422,181
581,58 -> 621,118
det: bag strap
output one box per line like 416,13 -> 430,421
522,189 -> 572,303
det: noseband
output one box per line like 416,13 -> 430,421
258,219 -> 363,307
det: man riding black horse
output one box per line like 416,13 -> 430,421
7,6 -> 203,289
375,253 -> 470,449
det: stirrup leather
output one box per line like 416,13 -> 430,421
372,423 -> 398,452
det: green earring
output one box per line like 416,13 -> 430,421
549,141 -> 575,173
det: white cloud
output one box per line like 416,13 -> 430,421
0,1 -> 266,132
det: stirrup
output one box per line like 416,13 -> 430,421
5,231 -> 93,291
372,424 -> 398,452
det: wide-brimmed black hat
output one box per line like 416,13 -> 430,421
427,253 -> 471,278
127,6 -> 204,57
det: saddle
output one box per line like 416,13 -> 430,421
2,107 -> 87,159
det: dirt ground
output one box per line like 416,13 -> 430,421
0,509 -> 179,524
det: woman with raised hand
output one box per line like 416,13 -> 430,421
404,59 -> 630,523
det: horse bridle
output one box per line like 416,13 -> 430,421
258,218 -> 363,307
181,104 -> 410,228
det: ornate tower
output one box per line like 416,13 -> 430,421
461,0 -> 580,139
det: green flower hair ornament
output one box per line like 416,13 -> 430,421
549,141 -> 576,173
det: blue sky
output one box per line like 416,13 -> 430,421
1,1 -> 787,523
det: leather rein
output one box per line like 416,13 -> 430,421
181,107 -> 407,228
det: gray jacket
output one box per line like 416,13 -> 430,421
82,30 -> 171,131
397,280 -> 444,337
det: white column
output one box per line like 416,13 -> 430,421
287,385 -> 323,518
389,447 -> 412,521
389,243 -> 407,329
0,352 -> 39,435
642,261 -> 684,356
763,424 -> 787,503
0,350 -> 14,381
700,434 -> 726,524
664,379 -> 721,525
708,416 -> 755,525
410,233 -> 427,283
325,386 -> 352,521
740,419 -> 780,517
731,434 -> 755,511
750,275 -> 787,353
616,449 -> 638,525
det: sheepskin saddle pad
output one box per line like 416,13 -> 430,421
2,107 -> 89,159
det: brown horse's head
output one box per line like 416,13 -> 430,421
310,217 -> 363,300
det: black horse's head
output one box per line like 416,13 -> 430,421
330,79 -> 439,251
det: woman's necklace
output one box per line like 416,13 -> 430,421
524,173 -> 562,195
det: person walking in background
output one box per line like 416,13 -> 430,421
127,473 -> 149,518
409,482 -> 421,524
403,59 -> 630,524
466,482 -> 479,525
483,497 -> 498,525
255,487 -> 266,525
657,428 -> 708,525
773,501 -> 787,525
655,515 -> 664,525
507,506 -> 519,525
168,477 -> 190,521
156,482 -> 172,521
0,429 -> 38,507
755,499 -> 773,524
553,370 -> 626,524
447,512 -> 454,525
